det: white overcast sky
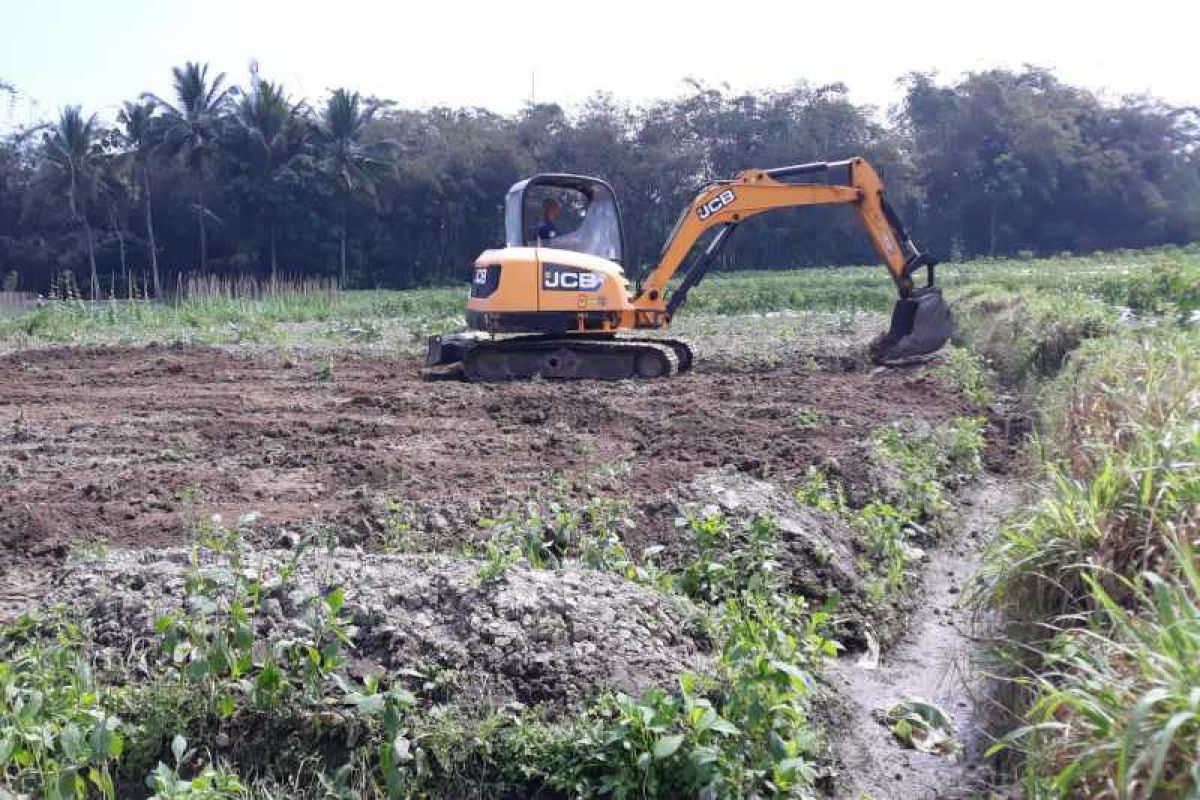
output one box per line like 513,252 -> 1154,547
2,0 -> 1198,128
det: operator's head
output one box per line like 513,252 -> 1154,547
542,197 -> 560,221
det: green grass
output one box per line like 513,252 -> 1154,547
0,287 -> 465,350
963,291 -> 1199,794
1,243 -> 1196,351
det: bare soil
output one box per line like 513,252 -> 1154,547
0,344 -> 976,617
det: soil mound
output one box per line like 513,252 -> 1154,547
47,547 -> 713,705
672,467 -> 862,600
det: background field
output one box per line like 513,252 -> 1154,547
0,247 -> 1197,798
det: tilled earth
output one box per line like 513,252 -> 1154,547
0,344 -> 975,618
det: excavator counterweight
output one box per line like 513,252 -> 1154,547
425,158 -> 952,380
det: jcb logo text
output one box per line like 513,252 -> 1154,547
543,264 -> 604,292
697,189 -> 736,221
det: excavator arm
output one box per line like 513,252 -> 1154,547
634,158 -> 952,362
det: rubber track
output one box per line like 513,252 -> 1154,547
461,337 -> 685,382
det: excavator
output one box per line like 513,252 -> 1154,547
425,157 -> 952,381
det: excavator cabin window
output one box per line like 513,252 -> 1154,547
504,174 -> 625,264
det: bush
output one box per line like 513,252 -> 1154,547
1099,255 -> 1200,318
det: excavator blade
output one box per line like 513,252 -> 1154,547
869,287 -> 954,364
424,331 -> 489,367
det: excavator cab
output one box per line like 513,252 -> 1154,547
505,174 -> 625,263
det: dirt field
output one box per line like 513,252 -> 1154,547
0,344 -> 978,616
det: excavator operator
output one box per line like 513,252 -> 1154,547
535,197 -> 560,242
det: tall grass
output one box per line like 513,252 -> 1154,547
0,279 -> 466,347
971,321 -> 1199,796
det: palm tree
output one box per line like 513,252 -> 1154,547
116,100 -> 162,297
315,89 -> 393,286
234,68 -> 306,278
144,62 -> 232,271
43,106 -> 102,298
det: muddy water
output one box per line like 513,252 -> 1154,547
830,474 -> 1019,799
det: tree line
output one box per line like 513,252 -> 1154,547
0,63 -> 1197,296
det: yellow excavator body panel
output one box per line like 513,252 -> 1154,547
467,247 -> 635,333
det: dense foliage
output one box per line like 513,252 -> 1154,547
1,65 -> 1198,297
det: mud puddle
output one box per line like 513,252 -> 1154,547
829,474 -> 1019,799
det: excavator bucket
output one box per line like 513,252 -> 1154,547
870,286 -> 954,364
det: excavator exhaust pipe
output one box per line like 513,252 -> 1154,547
870,286 -> 954,364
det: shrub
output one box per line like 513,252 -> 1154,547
1099,255 -> 1200,318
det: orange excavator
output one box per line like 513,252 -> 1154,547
425,157 -> 952,381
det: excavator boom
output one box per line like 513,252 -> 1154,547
632,158 -> 952,361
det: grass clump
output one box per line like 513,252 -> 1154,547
934,345 -> 994,406
971,323 -> 1199,796
998,540 -> 1200,799
979,330 -> 1199,626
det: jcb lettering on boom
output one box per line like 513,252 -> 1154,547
697,189 -> 736,221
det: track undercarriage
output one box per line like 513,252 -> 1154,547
425,333 -> 693,381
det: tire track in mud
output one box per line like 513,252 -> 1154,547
829,473 -> 1019,799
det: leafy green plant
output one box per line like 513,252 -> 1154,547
795,467 -> 848,515
788,406 -> 823,429
145,735 -> 245,799
0,618 -> 123,799
1099,255 -> 1200,319
679,513 -> 782,604
934,345 -> 994,405
873,417 -> 986,522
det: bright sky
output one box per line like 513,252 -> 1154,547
2,0 -> 1198,129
